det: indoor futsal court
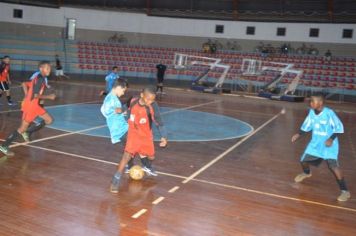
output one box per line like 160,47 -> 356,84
0,81 -> 355,235
0,0 -> 356,235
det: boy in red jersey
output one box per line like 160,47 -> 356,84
0,56 -> 14,105
0,61 -> 56,156
110,87 -> 168,193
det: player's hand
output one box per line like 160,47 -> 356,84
7,80 -> 11,85
48,93 -> 56,100
115,108 -> 123,114
325,139 -> 333,147
291,133 -> 300,143
159,138 -> 168,148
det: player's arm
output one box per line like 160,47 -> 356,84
292,110 -> 312,143
151,102 -> 168,147
6,74 -> 11,85
22,82 -> 29,96
35,93 -> 56,100
325,110 -> 344,146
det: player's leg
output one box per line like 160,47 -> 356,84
0,82 -> 4,100
141,155 -> 158,176
22,112 -> 53,142
110,152 -> 132,193
5,89 -> 13,105
326,159 -> 351,201
295,159 -> 313,183
119,134 -> 134,174
0,120 -> 30,156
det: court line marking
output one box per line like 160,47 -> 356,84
9,100 -> 220,148
3,139 -> 356,213
131,209 -> 147,219
193,179 -> 356,213
9,125 -> 107,148
152,196 -> 165,205
168,186 -> 180,193
182,109 -> 285,184
7,142 -> 188,180
0,99 -> 101,114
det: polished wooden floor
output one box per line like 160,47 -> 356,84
0,80 -> 355,236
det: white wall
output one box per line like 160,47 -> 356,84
0,2 -> 355,44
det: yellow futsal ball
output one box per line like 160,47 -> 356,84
129,165 -> 145,180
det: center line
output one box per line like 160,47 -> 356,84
131,209 -> 147,219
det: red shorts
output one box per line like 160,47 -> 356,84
125,132 -> 155,158
22,100 -> 46,123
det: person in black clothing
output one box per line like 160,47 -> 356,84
55,55 -> 69,80
156,63 -> 167,94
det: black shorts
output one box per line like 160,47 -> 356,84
0,81 -> 9,91
302,154 -> 339,168
157,77 -> 164,84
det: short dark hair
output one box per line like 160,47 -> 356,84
3,55 -> 10,59
142,86 -> 156,95
113,79 -> 128,89
112,66 -> 118,70
38,60 -> 51,67
311,92 -> 325,101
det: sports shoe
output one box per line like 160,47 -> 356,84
142,166 -> 158,177
110,174 -> 121,193
21,132 -> 30,142
7,101 -> 13,106
294,172 -> 312,183
124,165 -> 130,174
0,145 -> 14,157
337,191 -> 351,202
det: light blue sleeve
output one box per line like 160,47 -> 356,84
105,74 -> 111,82
328,109 -> 344,134
101,95 -> 121,118
300,110 -> 313,132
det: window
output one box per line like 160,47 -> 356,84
309,28 -> 319,38
215,25 -> 224,34
13,9 -> 23,19
246,26 -> 255,35
343,29 -> 353,39
276,27 -> 286,36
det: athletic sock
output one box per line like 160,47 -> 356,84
27,120 -> 45,134
127,158 -> 134,169
337,178 -> 348,191
2,130 -> 21,147
112,171 -> 121,182
301,162 -> 311,174
140,157 -> 152,169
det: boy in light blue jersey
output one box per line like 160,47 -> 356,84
292,93 -> 350,202
100,79 -> 128,144
100,66 -> 120,97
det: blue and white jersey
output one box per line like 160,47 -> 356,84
300,107 -> 344,160
105,72 -> 119,93
100,92 -> 128,144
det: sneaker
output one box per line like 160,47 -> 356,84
0,145 -> 14,157
110,175 -> 121,194
337,191 -> 351,202
142,166 -> 158,177
294,172 -> 312,183
21,132 -> 30,142
7,101 -> 13,106
124,165 -> 130,174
